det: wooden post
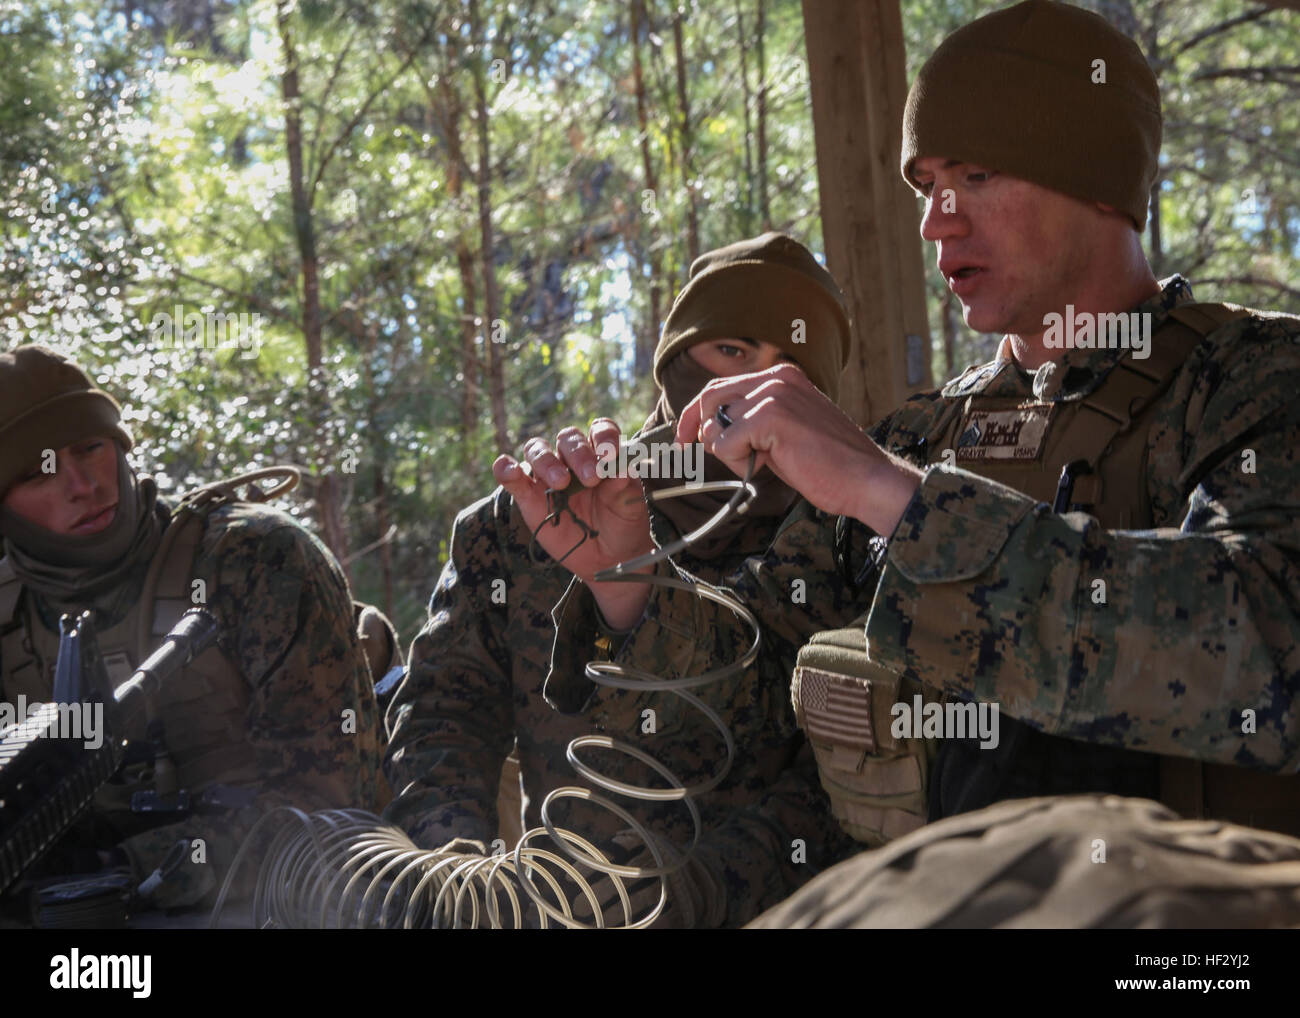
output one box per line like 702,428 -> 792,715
802,0 -> 933,427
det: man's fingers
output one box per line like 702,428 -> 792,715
588,418 -> 623,476
494,454 -> 549,527
522,436 -> 571,489
696,398 -> 776,482
681,374 -> 755,446
556,426 -> 599,485
697,411 -> 728,454
698,392 -> 752,470
493,453 -> 529,489
675,396 -> 703,447
675,364 -> 812,447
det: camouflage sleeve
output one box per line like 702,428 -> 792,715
545,500 -> 867,926
696,739 -> 859,927
382,492 -> 515,849
119,505 -> 383,905
866,314 -> 1300,772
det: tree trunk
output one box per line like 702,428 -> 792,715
630,0 -> 662,378
736,0 -> 755,234
671,10 -> 700,264
359,320 -> 394,618
276,3 -> 321,381
802,0 -> 934,426
434,71 -> 483,444
456,241 -> 482,441
468,0 -> 510,454
276,0 -> 350,569
376,467 -> 393,617
755,0 -> 770,230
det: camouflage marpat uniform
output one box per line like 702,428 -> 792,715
383,457 -> 856,927
4,501 -> 385,908
556,277 -> 1300,839
139,502 -> 385,902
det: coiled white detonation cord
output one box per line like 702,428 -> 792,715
212,447 -> 760,929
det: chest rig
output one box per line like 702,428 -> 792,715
797,302 -> 1300,845
0,469 -> 300,827
927,303 -> 1300,835
924,306 -> 1210,533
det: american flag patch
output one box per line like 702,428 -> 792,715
796,667 -> 875,754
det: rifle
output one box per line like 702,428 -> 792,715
0,608 -> 219,896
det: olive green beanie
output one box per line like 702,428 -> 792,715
0,345 -> 133,495
653,232 -> 852,401
901,0 -> 1162,230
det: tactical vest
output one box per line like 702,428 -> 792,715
0,469 -> 302,830
795,302 -> 1300,844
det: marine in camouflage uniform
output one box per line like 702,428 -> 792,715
521,0 -> 1300,908
579,275 -> 1300,828
0,346 -> 384,911
384,232 -> 860,927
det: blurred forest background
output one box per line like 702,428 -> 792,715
3,0 -> 1298,638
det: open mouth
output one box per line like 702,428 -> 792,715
945,265 -> 986,294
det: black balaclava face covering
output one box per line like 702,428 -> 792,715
641,350 -> 798,559
0,443 -> 165,621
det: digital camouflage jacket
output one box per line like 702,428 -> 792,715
549,277 -> 1300,839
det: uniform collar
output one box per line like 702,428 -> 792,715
941,275 -> 1196,403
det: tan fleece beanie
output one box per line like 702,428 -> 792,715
0,345 -> 133,495
653,232 -> 852,402
901,0 -> 1162,230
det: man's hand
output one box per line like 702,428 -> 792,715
494,419 -> 655,628
676,364 -> 924,537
